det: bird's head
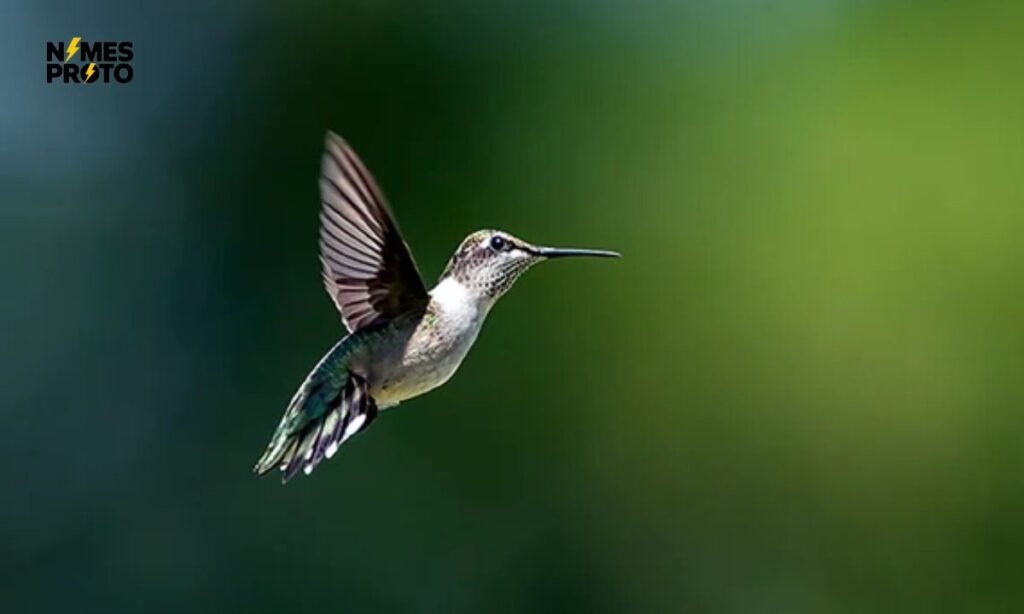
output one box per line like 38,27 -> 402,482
439,229 -> 620,303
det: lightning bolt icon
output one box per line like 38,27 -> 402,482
65,36 -> 81,63
85,63 -> 96,82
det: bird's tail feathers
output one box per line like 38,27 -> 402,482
254,370 -> 377,483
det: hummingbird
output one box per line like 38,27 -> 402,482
254,132 -> 620,483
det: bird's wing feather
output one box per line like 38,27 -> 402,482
319,132 -> 428,332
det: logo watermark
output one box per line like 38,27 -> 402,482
46,36 -> 133,84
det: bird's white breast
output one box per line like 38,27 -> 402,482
369,278 -> 489,405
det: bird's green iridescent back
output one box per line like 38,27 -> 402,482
281,329 -> 368,431
276,314 -> 419,432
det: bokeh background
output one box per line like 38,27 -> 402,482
4,0 -> 1023,611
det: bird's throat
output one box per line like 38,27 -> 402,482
429,276 -> 490,321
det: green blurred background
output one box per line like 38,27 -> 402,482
4,0 -> 1023,611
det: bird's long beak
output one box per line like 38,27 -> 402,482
530,246 -> 621,259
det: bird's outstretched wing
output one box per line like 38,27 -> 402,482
318,132 -> 428,332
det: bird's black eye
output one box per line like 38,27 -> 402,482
489,235 -> 507,251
